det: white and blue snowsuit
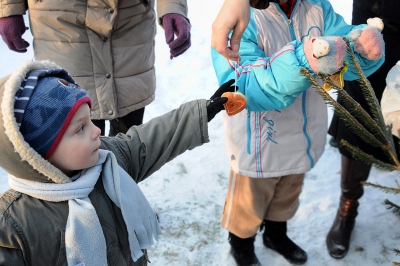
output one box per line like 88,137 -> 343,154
212,0 -> 384,178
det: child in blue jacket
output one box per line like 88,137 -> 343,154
211,0 -> 385,265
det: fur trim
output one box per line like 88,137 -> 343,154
1,60 -> 71,184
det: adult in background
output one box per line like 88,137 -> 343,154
0,0 -> 191,136
327,0 -> 400,259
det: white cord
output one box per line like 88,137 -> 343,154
234,61 -> 237,92
234,56 -> 240,92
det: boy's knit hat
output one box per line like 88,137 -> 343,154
14,69 -> 91,159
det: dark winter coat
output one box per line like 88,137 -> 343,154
0,61 -> 209,265
0,0 -> 189,120
329,0 -> 400,160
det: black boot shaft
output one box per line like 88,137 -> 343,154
229,232 -> 261,266
262,220 -> 287,237
262,220 -> 307,265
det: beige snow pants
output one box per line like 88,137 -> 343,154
221,169 -> 305,238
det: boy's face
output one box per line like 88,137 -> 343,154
48,104 -> 101,177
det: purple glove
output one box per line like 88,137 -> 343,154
0,15 -> 29,53
162,13 -> 191,59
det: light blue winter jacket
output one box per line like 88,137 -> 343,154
212,0 -> 384,178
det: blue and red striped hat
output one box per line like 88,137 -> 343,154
14,69 -> 91,159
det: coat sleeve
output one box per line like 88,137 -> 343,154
320,0 -> 385,80
0,200 -> 26,265
0,0 -> 27,18
156,0 -> 189,25
0,247 -> 25,265
99,99 -> 209,183
211,8 -> 316,112
212,3 -> 385,112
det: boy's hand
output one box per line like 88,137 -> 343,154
162,13 -> 191,59
207,79 -> 237,122
0,15 -> 30,53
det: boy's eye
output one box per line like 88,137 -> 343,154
76,125 -> 84,133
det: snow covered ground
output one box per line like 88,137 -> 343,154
1,1 -> 399,265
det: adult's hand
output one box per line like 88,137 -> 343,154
211,0 -> 250,61
163,13 -> 191,59
0,15 -> 29,53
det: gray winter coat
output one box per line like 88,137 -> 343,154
0,0 -> 189,120
0,61 -> 209,265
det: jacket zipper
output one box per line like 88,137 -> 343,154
247,111 -> 252,154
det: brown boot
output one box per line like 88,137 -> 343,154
326,155 -> 371,259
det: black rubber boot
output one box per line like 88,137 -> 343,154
262,220 -> 307,265
229,232 -> 261,266
326,155 -> 371,259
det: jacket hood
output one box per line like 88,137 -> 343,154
0,60 -> 72,184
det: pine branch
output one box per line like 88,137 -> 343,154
384,199 -> 400,217
341,141 -> 399,170
323,75 -> 388,144
356,74 -> 398,153
343,37 -> 388,130
301,37 -> 400,266
347,56 -> 399,156
362,181 -> 400,194
301,44 -> 400,167
357,77 -> 385,124
301,69 -> 385,149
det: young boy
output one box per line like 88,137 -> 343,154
211,0 -> 385,265
0,60 -> 235,266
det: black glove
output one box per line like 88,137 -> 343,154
206,79 -> 237,122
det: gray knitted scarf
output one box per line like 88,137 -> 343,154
9,149 -> 161,266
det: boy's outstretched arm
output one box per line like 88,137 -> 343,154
99,80 -> 236,183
